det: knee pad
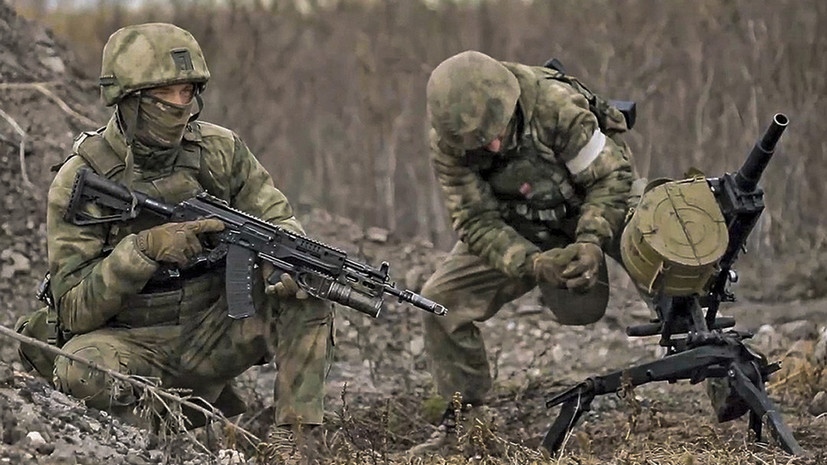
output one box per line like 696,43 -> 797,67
54,342 -> 134,410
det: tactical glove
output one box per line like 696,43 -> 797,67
261,262 -> 309,300
136,219 -> 225,266
533,242 -> 603,292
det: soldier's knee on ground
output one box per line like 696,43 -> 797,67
54,341 -> 134,410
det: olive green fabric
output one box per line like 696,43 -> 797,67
100,23 -> 210,106
53,282 -> 332,425
423,51 -> 636,404
427,53 -> 635,279
119,92 -> 196,148
46,113 -> 331,426
15,307 -> 60,378
422,239 -> 619,404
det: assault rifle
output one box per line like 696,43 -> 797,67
542,114 -> 806,456
64,167 -> 447,320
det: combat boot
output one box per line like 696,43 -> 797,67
406,406 -> 460,456
261,424 -> 326,464
407,402 -> 502,456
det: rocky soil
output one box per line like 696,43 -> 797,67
0,2 -> 825,464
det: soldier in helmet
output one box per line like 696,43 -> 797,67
41,23 -> 333,430
411,50 -> 637,452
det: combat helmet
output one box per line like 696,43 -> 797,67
99,23 -> 210,106
426,50 -> 520,150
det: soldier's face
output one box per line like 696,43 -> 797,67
147,83 -> 195,105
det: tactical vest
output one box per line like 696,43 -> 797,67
467,141 -> 577,246
65,125 -> 225,328
17,124 -> 229,379
461,64 -> 580,245
465,63 -> 630,246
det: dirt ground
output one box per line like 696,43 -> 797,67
0,2 -> 825,464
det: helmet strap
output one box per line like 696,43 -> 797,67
115,91 -> 142,189
188,93 -> 204,123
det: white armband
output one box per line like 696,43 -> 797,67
565,129 -> 606,175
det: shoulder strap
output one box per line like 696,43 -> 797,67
189,121 -> 230,198
75,130 -> 126,179
537,65 -> 630,135
50,128 -> 103,173
51,127 -> 126,179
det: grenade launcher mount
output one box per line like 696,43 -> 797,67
541,114 -> 806,457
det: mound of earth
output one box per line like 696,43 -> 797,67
0,0 -> 105,363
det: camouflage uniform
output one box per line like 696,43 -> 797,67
422,51 -> 634,404
46,23 -> 332,427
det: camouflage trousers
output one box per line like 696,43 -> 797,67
53,272 -> 333,426
422,238 -> 622,404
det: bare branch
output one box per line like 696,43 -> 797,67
0,82 -> 99,127
0,323 -> 262,447
0,106 -> 33,190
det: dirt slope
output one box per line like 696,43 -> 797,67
0,0 -> 105,362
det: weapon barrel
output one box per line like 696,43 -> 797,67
386,287 -> 447,315
734,113 -> 789,192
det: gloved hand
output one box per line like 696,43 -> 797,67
261,262 -> 308,300
533,242 -> 603,292
136,218 -> 225,266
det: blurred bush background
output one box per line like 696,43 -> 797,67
12,0 -> 827,254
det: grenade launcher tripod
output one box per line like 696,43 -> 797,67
541,113 -> 806,457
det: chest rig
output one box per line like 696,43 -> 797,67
72,127 -> 207,244
466,129 -> 580,246
69,125 -> 226,327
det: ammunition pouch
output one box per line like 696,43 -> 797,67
114,271 -> 224,328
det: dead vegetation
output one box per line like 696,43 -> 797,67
14,0 -> 827,252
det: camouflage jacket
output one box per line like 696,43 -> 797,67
430,62 -> 634,278
47,114 -> 303,334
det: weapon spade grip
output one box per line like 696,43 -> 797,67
735,113 -> 788,192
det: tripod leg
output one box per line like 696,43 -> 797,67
748,409 -> 763,442
542,394 -> 591,455
729,363 -> 806,456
